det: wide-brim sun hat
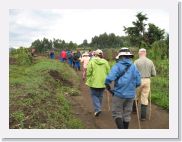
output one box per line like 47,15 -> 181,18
115,47 -> 134,59
82,52 -> 89,56
95,49 -> 103,56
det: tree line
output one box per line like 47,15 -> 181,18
10,12 -> 168,59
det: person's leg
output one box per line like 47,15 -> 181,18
123,98 -> 134,129
98,88 -> 104,107
112,95 -> 124,129
90,88 -> 102,115
82,68 -> 86,80
140,79 -> 151,120
78,62 -> 81,71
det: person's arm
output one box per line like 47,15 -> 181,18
86,61 -> 93,78
135,65 -> 141,87
105,64 -> 120,85
151,62 -> 156,77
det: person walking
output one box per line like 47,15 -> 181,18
60,50 -> 67,62
86,49 -> 110,117
49,49 -> 55,59
105,47 -> 141,129
73,49 -> 82,71
67,50 -> 73,66
80,52 -> 90,80
134,48 -> 156,121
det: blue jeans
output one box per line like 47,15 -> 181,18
74,61 -> 80,69
90,88 -> 105,112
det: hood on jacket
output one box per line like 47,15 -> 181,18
117,58 -> 132,66
92,57 -> 107,65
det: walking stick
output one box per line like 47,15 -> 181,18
135,99 -> 141,129
149,90 -> 152,120
106,90 -> 111,111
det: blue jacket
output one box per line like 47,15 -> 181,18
105,58 -> 141,99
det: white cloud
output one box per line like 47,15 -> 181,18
9,9 -> 169,48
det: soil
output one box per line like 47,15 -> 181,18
70,71 -> 169,129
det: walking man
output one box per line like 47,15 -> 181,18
105,47 -> 141,129
86,49 -> 110,117
134,48 -> 156,121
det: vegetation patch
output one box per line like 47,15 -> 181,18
9,57 -> 84,129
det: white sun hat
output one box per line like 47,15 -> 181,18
115,47 -> 134,59
82,52 -> 89,57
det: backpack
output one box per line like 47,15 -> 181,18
67,51 -> 72,59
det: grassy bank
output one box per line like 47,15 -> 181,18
9,57 -> 84,129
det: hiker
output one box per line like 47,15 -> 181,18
80,52 -> 90,80
86,49 -> 110,117
60,50 -> 67,62
88,49 -> 93,57
49,49 -> 55,59
134,48 -> 156,121
31,48 -> 36,57
73,49 -> 82,71
105,47 -> 141,129
67,50 -> 73,66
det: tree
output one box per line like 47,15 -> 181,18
123,12 -> 148,47
145,23 -> 165,44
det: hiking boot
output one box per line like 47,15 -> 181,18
115,118 -> 124,129
132,101 -> 137,114
123,121 -> 129,129
141,104 -> 147,121
94,111 -> 101,117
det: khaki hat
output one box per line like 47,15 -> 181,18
95,49 -> 103,56
82,52 -> 89,56
115,47 -> 134,59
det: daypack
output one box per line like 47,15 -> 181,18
67,51 -> 72,59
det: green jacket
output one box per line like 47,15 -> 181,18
86,57 -> 110,88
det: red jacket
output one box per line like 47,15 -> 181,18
61,50 -> 67,59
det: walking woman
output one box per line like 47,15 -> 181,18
80,52 -> 90,80
86,49 -> 110,117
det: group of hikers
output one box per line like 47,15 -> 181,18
49,49 -> 93,72
49,47 -> 156,129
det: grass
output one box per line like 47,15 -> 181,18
9,57 -> 84,129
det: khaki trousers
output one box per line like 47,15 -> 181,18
136,78 -> 151,105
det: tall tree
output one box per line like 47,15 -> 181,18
145,23 -> 165,44
124,12 -> 148,47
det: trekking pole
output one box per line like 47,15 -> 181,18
149,90 -> 152,120
106,90 -> 111,111
135,99 -> 141,129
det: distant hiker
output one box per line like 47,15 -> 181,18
134,48 -> 156,121
86,49 -> 110,117
88,49 -> 93,57
49,49 -> 55,59
31,48 -> 36,57
105,47 -> 141,129
67,50 -> 73,66
80,52 -> 90,80
73,49 -> 82,71
60,50 -> 67,62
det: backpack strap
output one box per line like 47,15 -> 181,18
116,64 -> 132,80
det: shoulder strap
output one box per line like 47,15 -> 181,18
116,64 -> 132,80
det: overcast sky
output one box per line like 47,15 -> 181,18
9,9 -> 169,48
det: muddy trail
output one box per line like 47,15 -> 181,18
69,71 -> 169,129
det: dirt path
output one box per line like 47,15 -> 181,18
70,71 -> 169,129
